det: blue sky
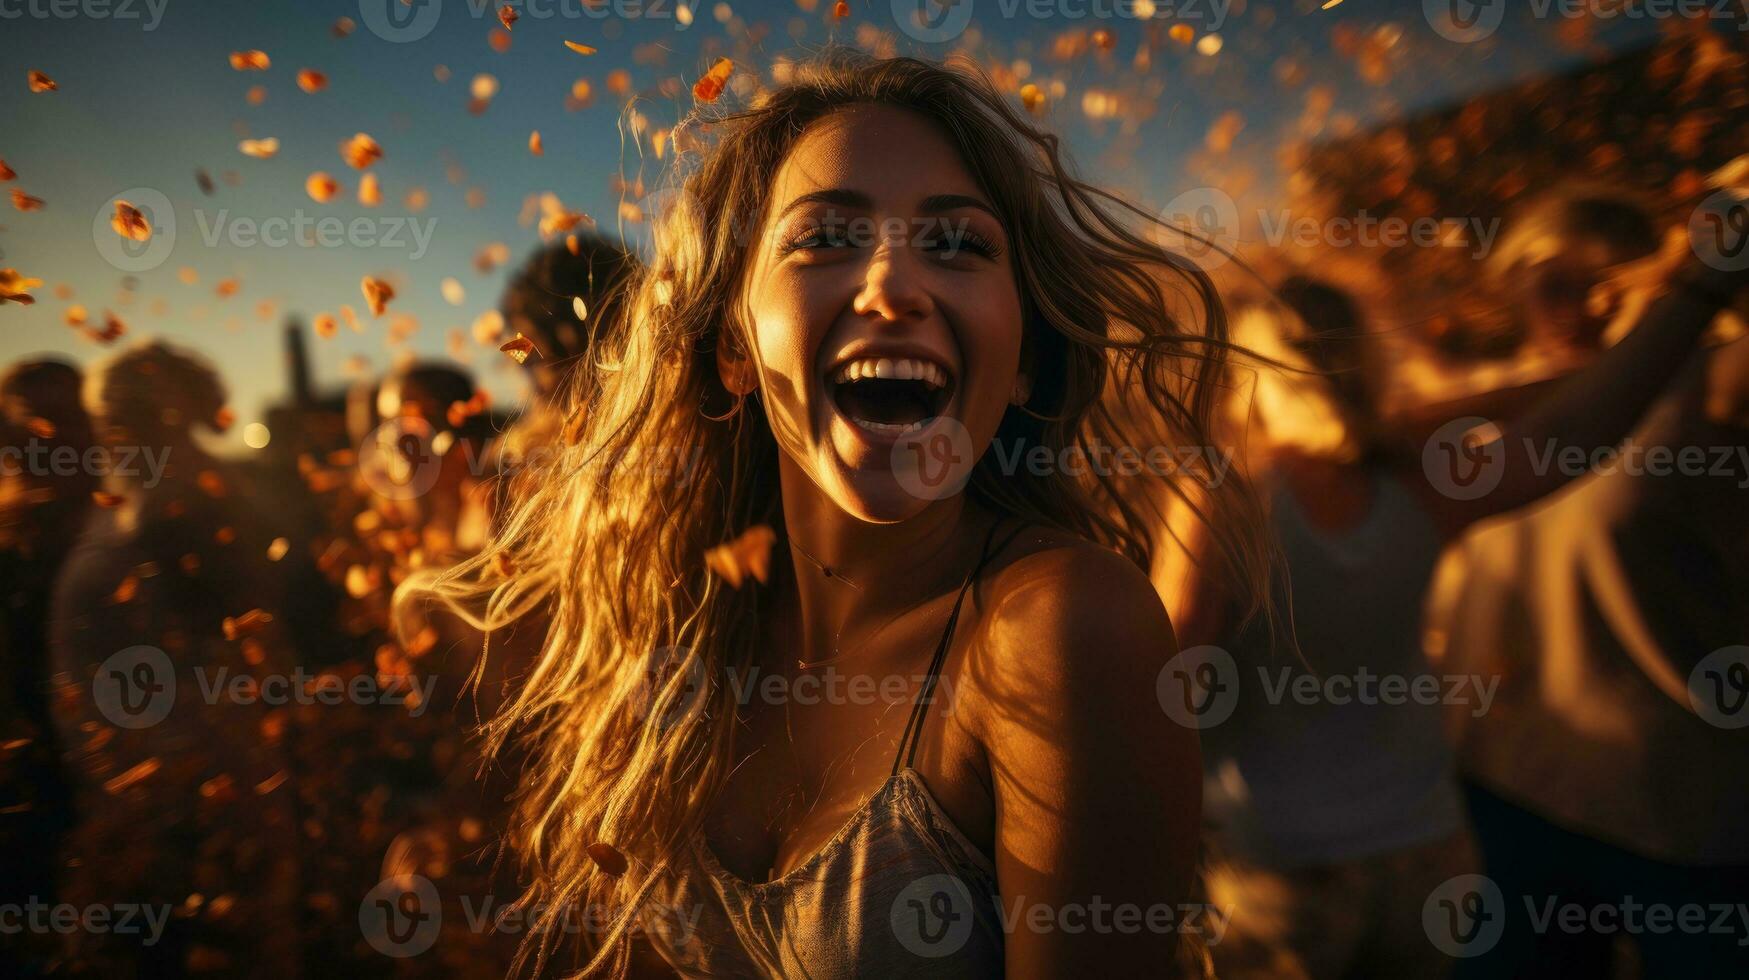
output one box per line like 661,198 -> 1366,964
0,0 -> 1667,448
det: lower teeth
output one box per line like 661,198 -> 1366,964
851,416 -> 933,435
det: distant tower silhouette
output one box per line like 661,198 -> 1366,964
284,317 -> 313,410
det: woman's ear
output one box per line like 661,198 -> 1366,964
716,331 -> 759,396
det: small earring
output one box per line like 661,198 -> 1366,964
724,360 -> 758,396
1010,375 -> 1031,406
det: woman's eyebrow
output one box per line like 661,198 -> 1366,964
919,193 -> 1001,224
773,188 -> 873,224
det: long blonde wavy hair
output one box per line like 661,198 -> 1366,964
401,49 -> 1267,977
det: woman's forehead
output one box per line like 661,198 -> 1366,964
769,104 -> 985,209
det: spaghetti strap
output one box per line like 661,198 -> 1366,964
891,519 -> 1030,777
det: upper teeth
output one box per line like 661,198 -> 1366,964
832,357 -> 948,388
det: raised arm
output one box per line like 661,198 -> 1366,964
1411,256 -> 1747,536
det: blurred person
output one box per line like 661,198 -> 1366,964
0,359 -> 94,969
400,51 -> 1281,978
1181,222 -> 1748,978
366,362 -> 498,558
1429,192 -> 1749,977
47,340 -> 301,978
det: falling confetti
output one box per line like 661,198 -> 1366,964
362,276 -> 395,317
239,137 -> 280,159
0,160 -> 14,181
27,70 -> 56,92
306,172 -> 342,203
564,40 -> 598,56
572,296 -> 588,321
358,172 -> 381,207
0,268 -> 43,305
111,201 -> 151,242
340,133 -> 383,170
705,525 -> 777,588
11,188 -> 45,211
297,69 -> 328,93
497,5 -> 518,29
529,130 -> 544,156
693,57 -> 733,103
229,50 -> 271,71
498,333 -> 539,364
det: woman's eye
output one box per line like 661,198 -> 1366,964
925,229 -> 1000,260
785,225 -> 853,252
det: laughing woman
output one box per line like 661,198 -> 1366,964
404,52 -> 1268,978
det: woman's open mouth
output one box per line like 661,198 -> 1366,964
828,356 -> 954,435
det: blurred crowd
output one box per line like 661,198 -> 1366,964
3,29 -> 1748,980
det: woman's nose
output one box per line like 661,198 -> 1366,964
852,235 -> 935,325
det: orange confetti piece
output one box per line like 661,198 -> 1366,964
26,416 -> 56,438
489,29 -> 512,53
214,278 -> 241,298
90,311 -> 126,345
229,50 -> 271,71
11,188 -> 44,212
104,758 -> 161,795
340,132 -> 382,170
213,406 -> 235,432
704,525 -> 776,589
332,16 -> 355,38
312,313 -> 338,338
305,172 -> 341,203
362,276 -> 395,317
239,137 -> 280,159
498,4 -> 519,28
296,69 -> 328,93
0,160 -> 14,181
92,491 -> 126,509
529,130 -> 543,156
1169,24 -> 1195,45
564,40 -> 598,56
246,84 -> 267,106
586,842 -> 629,877
27,70 -> 56,93
110,574 -> 139,605
196,470 -> 228,498
111,200 -> 151,242
833,0 -> 849,18
692,57 -> 733,104
358,172 -> 381,207
498,333 -> 539,364
222,608 -> 273,641
0,269 -> 43,305
1019,83 -> 1045,114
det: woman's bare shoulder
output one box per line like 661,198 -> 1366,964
966,525 -> 1178,691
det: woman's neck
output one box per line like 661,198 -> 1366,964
774,464 -> 991,665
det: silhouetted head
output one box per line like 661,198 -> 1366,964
1489,187 -> 1660,352
500,234 -> 638,397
